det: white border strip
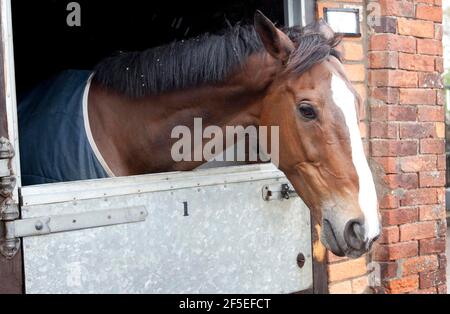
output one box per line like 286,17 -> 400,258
82,75 -> 116,177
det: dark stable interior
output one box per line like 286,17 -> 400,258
12,0 -> 285,96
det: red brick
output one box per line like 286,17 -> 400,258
420,270 -> 446,289
399,53 -> 436,72
370,34 -> 416,53
379,226 -> 400,244
420,139 -> 445,154
382,207 -> 418,226
385,275 -> 419,294
399,123 -> 437,139
329,281 -> 352,294
419,204 -> 446,221
371,140 -> 417,157
437,89 -> 446,105
379,0 -> 415,17
371,105 -> 417,122
417,39 -> 443,55
372,157 -> 399,174
402,255 -> 439,276
372,16 -> 397,34
388,106 -> 417,121
437,155 -> 446,170
439,254 -> 447,270
342,41 -> 364,61
436,219 -> 447,236
379,194 -> 400,209
369,51 -> 398,69
400,155 -> 437,172
435,57 -> 444,72
401,189 -> 438,206
416,5 -> 443,22
379,262 -> 399,279
435,122 -> 445,139
344,64 -> 365,82
416,0 -> 437,4
370,87 -> 399,104
327,251 -> 348,264
435,23 -> 443,41
437,285 -> 447,294
351,276 -> 370,294
398,18 -> 435,38
371,122 -> 398,139
419,238 -> 446,255
399,221 -> 436,241
437,188 -> 446,203
373,241 -> 418,261
328,257 -> 368,282
410,287 -> 438,294
399,89 -> 436,105
369,70 -> 418,88
419,171 -> 446,188
418,72 -> 443,88
384,173 -> 418,189
418,106 -> 445,122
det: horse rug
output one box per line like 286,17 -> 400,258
18,70 -> 113,186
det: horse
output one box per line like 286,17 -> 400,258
18,11 -> 381,258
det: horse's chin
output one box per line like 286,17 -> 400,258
321,219 -> 345,257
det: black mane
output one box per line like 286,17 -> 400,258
92,22 -> 341,98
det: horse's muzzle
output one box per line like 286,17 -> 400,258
321,217 -> 378,259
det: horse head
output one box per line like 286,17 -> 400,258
255,11 -> 381,258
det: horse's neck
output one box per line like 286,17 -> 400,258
88,53 -> 278,176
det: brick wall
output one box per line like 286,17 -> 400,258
316,0 -> 446,294
368,0 -> 446,294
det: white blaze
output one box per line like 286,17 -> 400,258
331,74 -> 380,240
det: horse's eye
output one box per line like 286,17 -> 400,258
298,104 -> 317,120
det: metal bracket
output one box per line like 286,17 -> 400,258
3,206 -> 147,241
262,183 -> 299,201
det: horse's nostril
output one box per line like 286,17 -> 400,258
344,219 -> 366,251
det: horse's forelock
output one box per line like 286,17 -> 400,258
284,23 -> 342,76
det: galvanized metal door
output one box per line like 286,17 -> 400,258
19,164 -> 313,294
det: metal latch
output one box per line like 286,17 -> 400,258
262,183 -> 299,201
1,206 -> 148,259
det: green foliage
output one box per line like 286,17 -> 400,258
444,70 -> 450,87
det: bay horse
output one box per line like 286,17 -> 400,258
19,11 -> 380,258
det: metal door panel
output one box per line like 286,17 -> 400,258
21,167 -> 312,294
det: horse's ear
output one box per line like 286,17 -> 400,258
316,18 -> 335,40
254,10 -> 294,63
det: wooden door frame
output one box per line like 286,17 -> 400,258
0,0 -> 23,294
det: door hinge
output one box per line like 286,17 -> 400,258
0,137 -> 19,259
1,206 -> 148,259
0,137 -> 14,178
0,200 -> 20,259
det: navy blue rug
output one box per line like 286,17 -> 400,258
18,70 -> 111,186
